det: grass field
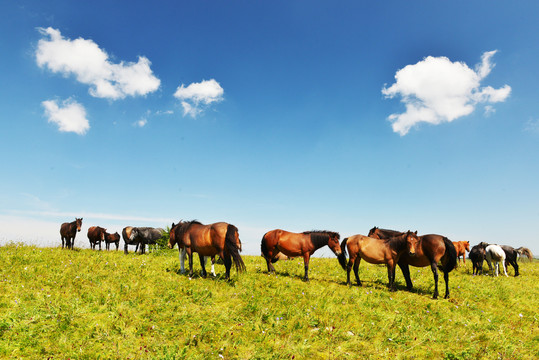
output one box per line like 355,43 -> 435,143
0,243 -> 538,359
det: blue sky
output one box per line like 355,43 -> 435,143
1,1 -> 538,257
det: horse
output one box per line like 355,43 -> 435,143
516,247 -> 534,262
60,218 -> 83,249
170,222 -> 216,276
261,229 -> 344,281
368,227 -> 457,299
87,226 -> 106,250
129,227 -> 165,254
469,244 -> 486,275
339,231 -> 419,290
500,245 -> 519,276
452,241 -> 470,266
168,220 -> 245,279
122,226 -> 139,254
479,242 -> 508,277
105,232 -> 120,250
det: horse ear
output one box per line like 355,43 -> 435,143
414,231 -> 417,235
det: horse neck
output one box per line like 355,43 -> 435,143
309,233 -> 329,250
388,234 -> 408,251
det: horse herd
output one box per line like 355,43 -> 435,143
59,218 -> 534,299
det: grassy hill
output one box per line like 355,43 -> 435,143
1,243 -> 538,359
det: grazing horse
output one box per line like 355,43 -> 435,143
479,242 -> 508,277
500,245 -> 519,276
517,247 -> 534,262
60,218 -> 83,249
87,226 -> 107,250
368,227 -> 457,299
170,222 -> 216,276
469,245 -> 486,275
452,241 -> 470,266
168,220 -> 245,279
261,229 -> 344,281
129,227 -> 164,254
339,231 -> 419,290
105,232 -> 121,250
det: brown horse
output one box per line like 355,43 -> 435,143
168,220 -> 245,279
339,231 -> 419,290
60,218 -> 82,249
261,229 -> 344,281
87,226 -> 106,250
368,227 -> 457,299
452,241 -> 470,266
105,231 -> 121,250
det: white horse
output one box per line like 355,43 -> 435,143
484,244 -> 508,277
179,247 -> 216,276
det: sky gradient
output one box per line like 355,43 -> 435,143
1,1 -> 538,257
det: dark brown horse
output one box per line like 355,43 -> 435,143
87,226 -> 106,250
261,229 -> 344,281
105,231 -> 121,250
168,220 -> 245,279
339,231 -> 419,290
60,218 -> 82,249
452,241 -> 470,266
368,227 -> 457,299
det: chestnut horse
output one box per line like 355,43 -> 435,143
368,227 -> 457,299
168,220 -> 245,279
339,231 -> 419,290
60,218 -> 82,249
170,222 -> 216,276
261,229 -> 344,281
452,241 -> 470,266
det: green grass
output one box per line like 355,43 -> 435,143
1,243 -> 538,359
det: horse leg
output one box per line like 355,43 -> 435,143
179,247 -> 186,274
223,252 -> 232,280
187,250 -> 194,278
398,262 -> 413,290
387,262 -> 396,291
501,261 -> 508,277
303,253 -> 311,281
353,256 -> 361,286
430,262 -> 439,299
199,254 -> 207,278
443,269 -> 450,299
210,256 -> 216,276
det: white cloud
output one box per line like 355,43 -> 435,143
382,50 -> 511,135
35,27 -> 160,100
173,79 -> 224,118
42,98 -> 89,135
134,118 -> 147,127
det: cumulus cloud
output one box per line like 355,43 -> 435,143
173,79 -> 224,118
382,50 -> 511,135
35,27 -> 160,100
42,98 -> 89,135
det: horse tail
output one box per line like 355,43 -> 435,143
517,247 -> 533,261
261,232 -> 270,259
442,237 -> 457,273
338,238 -> 348,270
225,224 -> 246,273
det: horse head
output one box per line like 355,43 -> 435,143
405,230 -> 420,256
464,241 -> 470,252
76,218 -> 83,232
168,223 -> 178,249
368,226 -> 379,238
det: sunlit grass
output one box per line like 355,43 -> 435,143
0,243 -> 538,359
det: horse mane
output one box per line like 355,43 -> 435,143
517,247 -> 534,261
175,220 -> 202,237
303,230 -> 340,240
